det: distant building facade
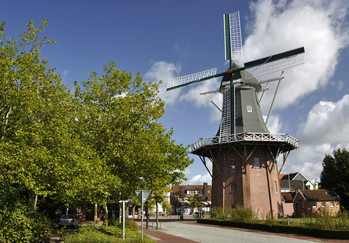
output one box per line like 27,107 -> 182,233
293,189 -> 340,217
171,183 -> 211,215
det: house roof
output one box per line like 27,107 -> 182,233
280,180 -> 305,190
281,192 -> 296,202
297,189 -> 340,202
280,172 -> 299,180
280,172 -> 310,182
279,174 -> 285,180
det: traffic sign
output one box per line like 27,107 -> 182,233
135,190 -> 151,203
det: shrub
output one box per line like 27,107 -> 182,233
212,206 -> 257,222
64,230 -> 120,243
64,224 -> 154,243
0,205 -> 52,243
125,218 -> 138,230
230,205 -> 257,222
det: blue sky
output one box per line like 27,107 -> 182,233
2,0 -> 349,185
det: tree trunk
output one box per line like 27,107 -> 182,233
104,200 -> 109,226
1,106 -> 12,141
145,203 -> 149,229
94,203 -> 98,224
33,194 -> 38,211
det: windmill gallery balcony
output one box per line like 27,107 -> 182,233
190,132 -> 299,154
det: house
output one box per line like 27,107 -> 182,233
293,189 -> 340,217
279,172 -> 318,192
171,182 -> 212,215
281,192 -> 296,217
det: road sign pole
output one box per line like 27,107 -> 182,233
135,190 -> 152,241
141,190 -> 144,240
119,200 -> 127,240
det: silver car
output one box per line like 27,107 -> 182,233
59,214 -> 78,228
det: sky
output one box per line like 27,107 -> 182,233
2,0 -> 349,185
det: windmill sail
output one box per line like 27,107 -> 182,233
224,11 -> 243,62
243,47 -> 305,80
166,68 -> 218,91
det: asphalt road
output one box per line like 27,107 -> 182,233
156,221 -> 321,243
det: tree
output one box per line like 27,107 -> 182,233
0,19 -> 90,241
188,194 -> 206,217
1,19 -> 193,240
74,63 -> 193,223
320,148 -> 349,210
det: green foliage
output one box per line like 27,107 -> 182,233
298,210 -> 349,230
75,63 -> 193,198
0,18 -> 192,241
198,218 -> 349,239
210,207 -> 349,231
212,206 -> 257,222
0,205 -> 51,242
107,218 -> 138,230
320,148 -> 349,210
64,224 -> 154,243
188,194 -> 206,215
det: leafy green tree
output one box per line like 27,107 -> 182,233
74,63 -> 193,223
0,19 -> 98,210
320,148 -> 349,210
188,194 -> 206,217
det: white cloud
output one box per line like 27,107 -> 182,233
179,78 -> 223,122
185,173 -> 212,185
281,143 -> 333,181
244,0 -> 349,112
264,114 -> 282,133
144,61 -> 181,105
281,94 -> 349,181
297,94 -> 349,145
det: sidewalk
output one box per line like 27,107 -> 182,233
136,215 -> 198,242
142,227 -> 197,243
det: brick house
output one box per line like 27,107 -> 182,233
293,189 -> 340,217
171,183 -> 211,215
281,192 -> 296,217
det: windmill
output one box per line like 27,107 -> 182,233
166,11 -> 304,218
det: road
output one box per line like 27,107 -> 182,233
139,219 -> 348,243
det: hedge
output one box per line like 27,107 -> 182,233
197,219 -> 349,239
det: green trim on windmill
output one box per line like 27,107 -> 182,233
224,14 -> 232,64
244,47 -> 305,69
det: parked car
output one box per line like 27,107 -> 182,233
59,214 -> 78,228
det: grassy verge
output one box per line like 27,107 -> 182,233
61,219 -> 154,243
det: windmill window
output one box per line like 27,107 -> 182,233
231,182 -> 237,192
254,157 -> 260,168
246,105 -> 252,112
231,159 -> 237,169
274,181 -> 278,192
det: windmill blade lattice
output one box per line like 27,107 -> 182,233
166,68 -> 218,91
224,11 -> 243,63
243,47 -> 305,80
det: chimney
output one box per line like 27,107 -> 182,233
203,182 -> 208,196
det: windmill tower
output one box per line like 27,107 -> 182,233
167,11 -> 304,218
